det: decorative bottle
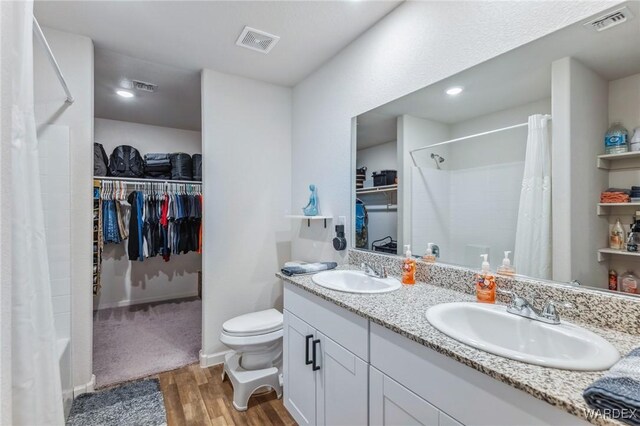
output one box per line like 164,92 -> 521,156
402,245 -> 416,285
476,254 -> 496,303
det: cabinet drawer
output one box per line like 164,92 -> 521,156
370,323 -> 588,426
284,285 -> 369,361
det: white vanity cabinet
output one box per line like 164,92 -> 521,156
283,310 -> 317,425
283,285 -> 369,426
283,284 -> 589,426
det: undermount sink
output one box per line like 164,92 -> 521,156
426,302 -> 620,371
312,270 -> 401,294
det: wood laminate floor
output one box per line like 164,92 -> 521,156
158,363 -> 296,426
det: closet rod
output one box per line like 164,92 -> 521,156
409,116 -> 551,167
33,16 -> 74,104
94,176 -> 202,185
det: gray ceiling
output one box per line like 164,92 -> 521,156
94,48 -> 201,131
35,0 -> 403,87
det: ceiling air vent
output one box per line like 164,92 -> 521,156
584,7 -> 634,32
236,26 -> 280,54
132,80 -> 158,93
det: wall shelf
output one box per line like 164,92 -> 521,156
356,184 -> 397,195
597,202 -> 640,216
597,248 -> 640,262
286,215 -> 332,228
597,151 -> 640,170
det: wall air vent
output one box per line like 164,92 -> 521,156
132,80 -> 158,93
236,26 -> 280,54
584,7 -> 634,32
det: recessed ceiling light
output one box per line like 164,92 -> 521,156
446,87 -> 463,96
116,90 -> 134,98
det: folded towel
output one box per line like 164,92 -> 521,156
601,192 -> 631,203
281,262 -> 337,276
583,348 -> 640,425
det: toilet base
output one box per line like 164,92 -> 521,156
222,352 -> 282,411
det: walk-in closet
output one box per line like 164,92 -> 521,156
355,117 -> 399,254
92,48 -> 203,388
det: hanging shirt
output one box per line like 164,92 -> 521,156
127,191 -> 141,261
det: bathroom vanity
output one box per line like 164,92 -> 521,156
278,258 -> 639,426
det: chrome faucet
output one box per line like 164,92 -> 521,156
361,263 -> 388,279
498,289 -> 573,325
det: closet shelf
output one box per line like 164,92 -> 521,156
94,176 -> 202,185
356,184 -> 398,195
285,215 -> 332,228
597,151 -> 640,170
597,203 -> 640,216
597,248 -> 640,262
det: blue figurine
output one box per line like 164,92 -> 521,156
303,184 -> 318,216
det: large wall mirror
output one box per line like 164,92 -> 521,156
352,2 -> 640,295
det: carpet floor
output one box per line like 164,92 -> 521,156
67,379 -> 166,426
93,298 -> 201,388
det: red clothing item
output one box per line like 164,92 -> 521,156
160,194 -> 169,227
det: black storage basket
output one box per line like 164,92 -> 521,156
170,153 -> 193,181
372,170 -> 397,187
192,154 -> 202,181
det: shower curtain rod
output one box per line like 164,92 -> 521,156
32,16 -> 74,104
409,116 -> 551,167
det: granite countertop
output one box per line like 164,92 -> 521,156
276,264 -> 639,426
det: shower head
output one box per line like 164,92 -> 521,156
431,153 -> 445,169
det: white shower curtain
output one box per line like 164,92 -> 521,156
8,1 -> 64,424
514,114 -> 552,279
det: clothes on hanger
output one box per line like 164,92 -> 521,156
127,187 -> 202,262
100,180 -> 202,262
102,200 -> 121,244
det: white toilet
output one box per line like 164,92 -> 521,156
220,308 -> 283,411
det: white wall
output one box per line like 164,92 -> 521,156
34,27 -> 94,392
291,0 -> 619,262
609,72 -> 640,135
399,115 -> 450,257
356,141 -> 398,248
552,57 -> 609,287
201,69 -> 292,365
95,118 -> 201,157
94,118 -> 201,309
356,140 -> 397,178
448,98 -> 551,168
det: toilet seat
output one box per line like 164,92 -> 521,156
222,308 -> 283,337
220,329 -> 283,346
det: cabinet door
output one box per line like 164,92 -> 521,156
370,367 -> 440,426
439,411 -> 464,426
283,310 -> 317,426
316,332 -> 368,426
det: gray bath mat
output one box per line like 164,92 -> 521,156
67,379 -> 166,426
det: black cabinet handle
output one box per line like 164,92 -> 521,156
312,339 -> 321,371
305,334 -> 313,365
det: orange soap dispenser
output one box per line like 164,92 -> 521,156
476,254 -> 496,303
402,244 -> 416,285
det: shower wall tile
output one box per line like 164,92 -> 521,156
412,160 -> 523,267
38,125 -> 71,342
